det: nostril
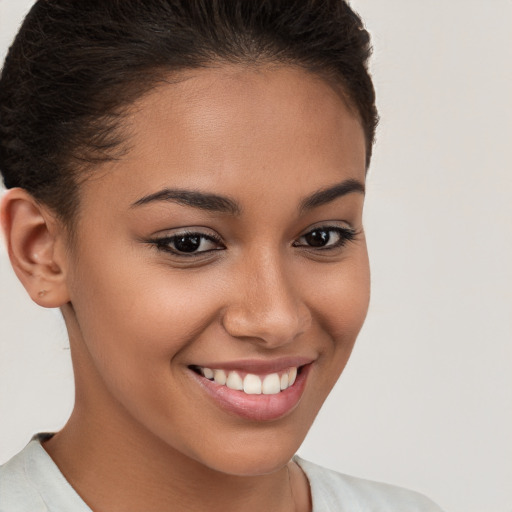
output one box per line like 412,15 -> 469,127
221,302 -> 311,347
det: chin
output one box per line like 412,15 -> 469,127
202,448 -> 294,477
186,418 -> 312,477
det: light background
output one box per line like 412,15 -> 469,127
0,1 -> 511,511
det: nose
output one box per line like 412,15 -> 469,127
221,251 -> 312,348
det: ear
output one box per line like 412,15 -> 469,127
1,188 -> 70,308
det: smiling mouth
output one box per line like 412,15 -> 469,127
190,365 -> 300,395
187,361 -> 311,421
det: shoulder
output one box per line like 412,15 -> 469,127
294,456 -> 445,512
0,437 -> 91,512
0,441 -> 48,512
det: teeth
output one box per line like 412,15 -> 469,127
243,374 -> 262,394
226,371 -> 244,391
262,373 -> 281,395
203,368 -> 214,380
280,372 -> 289,391
289,367 -> 297,386
214,369 -> 227,385
198,366 -> 300,395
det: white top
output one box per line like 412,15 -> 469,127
0,437 -> 444,511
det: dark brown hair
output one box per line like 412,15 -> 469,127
0,0 -> 378,225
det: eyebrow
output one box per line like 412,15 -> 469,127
131,189 -> 241,215
131,178 -> 364,215
299,178 -> 365,212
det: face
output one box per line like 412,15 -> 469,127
62,64 -> 370,476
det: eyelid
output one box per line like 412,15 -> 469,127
150,225 -> 220,237
302,219 -> 352,230
295,221 -> 355,239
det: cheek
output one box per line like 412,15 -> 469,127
65,258 -> 229,442
331,260 -> 370,342
306,251 -> 370,340
65,245 -> 226,392
71,275 -> 217,358
301,248 -> 370,386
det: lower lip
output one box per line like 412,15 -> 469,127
189,365 -> 311,422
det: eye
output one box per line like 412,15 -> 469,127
293,226 -> 356,250
150,231 -> 224,256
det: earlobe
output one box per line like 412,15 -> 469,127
1,188 -> 70,308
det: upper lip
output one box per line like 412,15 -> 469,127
189,356 -> 315,374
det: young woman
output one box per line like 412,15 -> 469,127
0,1 -> 444,510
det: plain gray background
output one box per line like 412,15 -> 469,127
1,1 -> 511,511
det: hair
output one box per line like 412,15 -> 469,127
0,0 -> 378,226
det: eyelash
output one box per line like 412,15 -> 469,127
149,225 -> 356,257
293,226 -> 356,250
149,231 -> 224,257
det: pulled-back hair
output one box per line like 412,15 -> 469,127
0,0 -> 378,225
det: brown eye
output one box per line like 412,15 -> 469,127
304,229 -> 330,247
294,226 -> 356,250
151,232 -> 224,255
173,234 -> 202,253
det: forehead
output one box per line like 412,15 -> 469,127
80,64 -> 366,212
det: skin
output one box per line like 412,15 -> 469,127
1,64 -> 369,511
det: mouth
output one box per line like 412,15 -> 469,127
189,365 -> 299,395
187,360 -> 312,421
